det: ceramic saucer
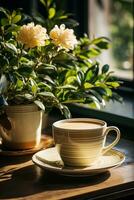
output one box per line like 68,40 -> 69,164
32,147 -> 125,177
0,136 -> 53,156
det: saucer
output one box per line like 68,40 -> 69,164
0,136 -> 54,156
32,147 -> 125,177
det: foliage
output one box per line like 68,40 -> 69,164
32,0 -> 79,32
0,5 -> 122,118
110,0 -> 133,68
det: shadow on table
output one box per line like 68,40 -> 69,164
0,155 -> 32,168
0,164 -> 111,199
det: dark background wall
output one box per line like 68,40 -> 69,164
0,0 -> 88,37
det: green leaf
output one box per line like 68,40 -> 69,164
84,82 -> 93,89
66,70 -> 76,78
78,54 -> 88,60
78,71 -> 84,81
57,85 -> 77,90
95,41 -> 109,49
6,25 -> 20,33
0,75 -> 8,94
61,105 -> 71,119
85,69 -> 93,81
37,63 -> 57,73
1,18 -> 9,26
24,93 -> 33,100
105,88 -> 112,97
54,52 -> 76,62
12,10 -> 16,17
102,64 -> 109,74
106,82 -> 120,88
10,57 -> 18,66
44,75 -> 55,85
92,37 -> 109,43
89,101 -> 101,109
94,87 -> 107,96
66,76 -> 76,84
34,100 -> 45,110
0,7 -> 9,17
5,43 -> 17,54
49,8 -> 55,19
38,82 -> 52,90
95,82 -> 107,88
41,63 -> 56,69
88,48 -> 101,57
16,79 -> 23,89
58,15 -> 68,19
38,91 -> 55,98
12,15 -> 21,23
85,94 -> 100,104
85,64 -> 99,83
63,19 -> 79,28
88,89 -> 103,103
47,0 -> 53,7
0,55 -> 9,67
40,0 -> 46,7
18,67 -> 33,77
77,71 -> 84,86
30,79 -> 38,95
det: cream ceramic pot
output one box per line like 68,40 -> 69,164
53,118 -> 121,167
0,104 -> 43,150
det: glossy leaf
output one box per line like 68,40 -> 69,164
88,89 -> 103,103
16,79 -> 23,89
34,100 -> 45,110
30,79 -> 38,95
0,7 -> 9,17
57,85 -> 77,90
5,43 -> 17,54
61,105 -> 71,118
24,93 -> 33,100
106,82 -> 120,88
54,52 -> 76,62
84,82 -> 93,89
18,67 -> 33,77
44,75 -> 56,85
49,8 -> 55,19
38,91 -> 55,98
102,64 -> 109,74
12,15 -> 21,23
0,75 -> 8,94
40,0 -> 46,6
1,18 -> 9,26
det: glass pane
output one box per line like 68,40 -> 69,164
88,0 -> 133,80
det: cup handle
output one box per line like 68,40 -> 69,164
102,126 -> 120,155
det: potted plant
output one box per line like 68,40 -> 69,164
0,7 -> 121,150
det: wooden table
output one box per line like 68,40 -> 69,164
0,135 -> 134,200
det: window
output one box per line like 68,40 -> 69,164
88,0 -> 133,81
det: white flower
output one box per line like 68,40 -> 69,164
50,24 -> 77,50
17,23 -> 49,48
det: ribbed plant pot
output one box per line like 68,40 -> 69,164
0,104 -> 43,150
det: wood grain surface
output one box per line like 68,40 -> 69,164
0,136 -> 134,200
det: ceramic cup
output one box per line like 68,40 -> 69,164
0,104 -> 43,150
52,118 -> 121,167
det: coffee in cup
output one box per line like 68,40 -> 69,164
52,118 -> 120,167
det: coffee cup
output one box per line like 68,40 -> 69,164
52,118 -> 120,167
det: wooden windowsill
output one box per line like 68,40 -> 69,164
0,134 -> 134,200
